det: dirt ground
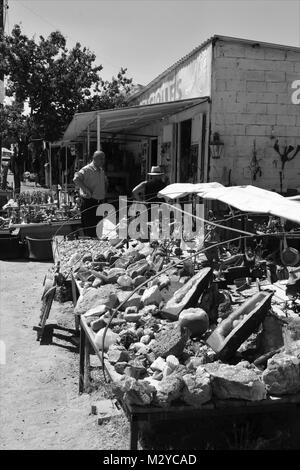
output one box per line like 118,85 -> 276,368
0,260 -> 130,450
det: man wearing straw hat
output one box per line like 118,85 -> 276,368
73,150 -> 108,237
131,166 -> 166,239
132,165 -> 166,204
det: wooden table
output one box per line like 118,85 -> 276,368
78,315 -> 300,450
71,272 -> 82,332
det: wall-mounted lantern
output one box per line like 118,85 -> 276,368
210,132 -> 224,159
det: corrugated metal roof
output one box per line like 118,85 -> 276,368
61,97 -> 209,144
129,34 -> 300,102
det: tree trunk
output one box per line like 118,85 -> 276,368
1,163 -> 8,189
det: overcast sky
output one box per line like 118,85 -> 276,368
5,0 -> 300,85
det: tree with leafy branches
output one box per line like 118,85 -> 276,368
0,24 -> 133,189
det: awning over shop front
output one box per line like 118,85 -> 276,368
159,183 -> 300,225
61,97 -> 209,144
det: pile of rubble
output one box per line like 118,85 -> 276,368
58,236 -> 300,408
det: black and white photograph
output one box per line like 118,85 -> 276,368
0,0 -> 300,454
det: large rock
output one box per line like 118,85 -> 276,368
258,315 -> 284,354
112,376 -> 156,406
150,357 -> 167,372
107,345 -> 130,364
94,328 -> 119,351
151,324 -> 189,359
162,268 -> 212,320
141,285 -> 162,307
182,367 -> 212,407
124,359 -> 147,379
262,341 -> 300,395
117,291 -> 142,310
119,329 -> 139,349
204,362 -> 267,401
104,267 -> 126,283
154,374 -> 185,407
126,259 -> 149,278
74,285 -> 119,315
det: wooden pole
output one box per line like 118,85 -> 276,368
87,125 -> 90,163
49,142 -> 52,191
0,0 -> 4,167
65,146 -> 68,203
97,113 -> 101,151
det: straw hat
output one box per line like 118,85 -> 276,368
148,165 -> 164,176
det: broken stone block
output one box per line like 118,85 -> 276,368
92,278 -> 103,288
145,351 -> 157,365
105,267 -> 126,283
119,329 -> 139,349
150,356 -> 167,372
140,305 -> 159,316
114,362 -> 128,374
117,291 -> 142,310
141,285 -> 162,307
262,341 -> 300,395
204,361 -> 266,401
150,324 -> 189,359
258,314 -> 284,354
166,355 -> 179,371
285,317 -> 300,342
185,347 -> 216,370
182,367 -> 212,407
154,374 -> 185,407
83,304 -> 108,319
152,370 -> 164,381
91,317 -> 106,332
140,334 -> 151,345
94,328 -> 119,351
75,285 -> 119,315
124,381 -> 156,406
162,268 -> 212,320
117,274 -> 133,289
133,275 -> 147,288
102,249 -> 116,262
126,258 -> 149,278
107,345 -> 130,364
152,274 -> 170,289
124,359 -> 147,379
124,313 -> 143,323
114,256 -> 132,269
186,356 -> 208,370
112,376 -> 156,406
129,342 -> 147,353
125,306 -> 138,315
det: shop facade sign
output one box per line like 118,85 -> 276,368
137,44 -> 212,105
291,80 -> 300,104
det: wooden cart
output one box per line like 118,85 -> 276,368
78,315 -> 300,450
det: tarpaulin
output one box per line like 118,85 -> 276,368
158,182 -> 223,200
159,183 -> 300,225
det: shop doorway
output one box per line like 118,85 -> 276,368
150,138 -> 158,168
179,119 -> 192,182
